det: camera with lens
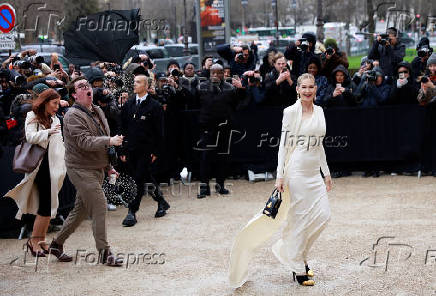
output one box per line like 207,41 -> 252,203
55,87 -> 68,99
93,88 -> 114,104
297,38 -> 309,51
248,75 -> 261,84
417,46 -> 432,58
419,76 -> 429,83
14,75 -> 26,86
236,53 -> 244,62
325,47 -> 334,55
379,34 -> 389,45
364,70 -> 377,82
170,68 -> 181,77
29,56 -> 45,64
212,58 -> 223,65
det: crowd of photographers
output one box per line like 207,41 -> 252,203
0,27 -> 435,181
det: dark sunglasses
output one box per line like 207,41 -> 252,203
398,71 -> 409,74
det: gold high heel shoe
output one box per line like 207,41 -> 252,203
293,272 -> 315,286
305,264 -> 314,277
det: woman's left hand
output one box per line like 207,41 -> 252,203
324,175 -> 332,192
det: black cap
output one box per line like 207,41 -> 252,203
155,72 -> 167,80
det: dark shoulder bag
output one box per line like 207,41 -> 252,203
13,123 -> 47,174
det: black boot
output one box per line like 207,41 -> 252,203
122,210 -> 137,227
155,199 -> 170,218
215,183 -> 229,195
197,183 -> 211,199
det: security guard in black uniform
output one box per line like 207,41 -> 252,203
197,63 -> 245,199
120,74 -> 170,226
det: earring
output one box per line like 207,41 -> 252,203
297,92 -> 300,100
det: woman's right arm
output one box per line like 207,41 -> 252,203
275,109 -> 290,191
25,113 -> 49,145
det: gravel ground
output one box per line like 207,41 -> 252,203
1,175 -> 435,296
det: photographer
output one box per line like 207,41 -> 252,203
153,72 -> 177,111
238,70 -> 265,109
264,53 -> 297,107
199,55 -> 213,78
412,37 -> 433,80
324,65 -> 357,108
388,62 -> 419,105
178,62 -> 201,109
417,53 -> 436,106
352,57 -> 374,85
93,87 -> 121,136
320,39 -> 349,79
355,67 -> 391,107
196,63 -> 245,198
217,44 -> 255,77
259,48 -> 278,81
368,27 -> 405,78
284,32 -> 317,76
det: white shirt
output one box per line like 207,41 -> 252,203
136,93 -> 148,105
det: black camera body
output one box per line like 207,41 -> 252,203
417,46 -> 432,58
364,70 -> 377,82
29,56 -> 45,64
325,47 -> 334,55
420,76 -> 429,83
236,53 -> 244,62
297,38 -> 309,52
93,88 -> 114,104
170,68 -> 181,77
55,87 -> 68,99
379,34 -> 389,46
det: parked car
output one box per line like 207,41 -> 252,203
124,45 -> 170,73
20,44 -> 65,55
164,44 -> 200,69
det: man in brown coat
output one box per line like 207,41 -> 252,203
48,76 -> 124,266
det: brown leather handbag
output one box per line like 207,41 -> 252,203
13,123 -> 47,173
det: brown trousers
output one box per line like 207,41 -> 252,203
55,167 -> 109,251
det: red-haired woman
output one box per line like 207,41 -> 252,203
6,89 -> 66,257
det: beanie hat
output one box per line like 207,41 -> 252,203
427,53 -> 436,66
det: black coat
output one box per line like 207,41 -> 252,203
121,95 -> 164,156
263,68 -> 297,107
368,41 -> 405,77
324,65 -> 357,108
197,80 -> 243,129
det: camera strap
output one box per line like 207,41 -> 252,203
71,104 -> 107,137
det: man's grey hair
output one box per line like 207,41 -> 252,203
210,63 -> 224,71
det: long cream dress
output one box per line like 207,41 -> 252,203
229,100 -> 331,288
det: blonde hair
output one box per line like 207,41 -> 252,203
297,73 -> 315,87
272,52 -> 285,64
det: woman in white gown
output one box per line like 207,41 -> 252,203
229,73 -> 332,287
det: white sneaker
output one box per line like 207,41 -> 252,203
107,203 -> 116,211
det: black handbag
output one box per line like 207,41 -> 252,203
263,189 -> 282,219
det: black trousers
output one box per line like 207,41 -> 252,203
199,128 -> 230,187
34,151 -> 51,217
127,150 -> 164,213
